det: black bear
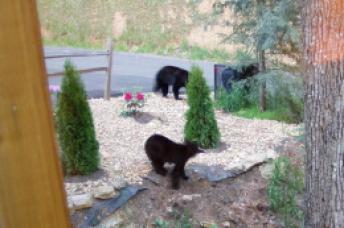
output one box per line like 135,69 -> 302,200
153,66 -> 189,100
144,134 -> 203,189
221,63 -> 259,92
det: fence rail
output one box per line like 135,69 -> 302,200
45,39 -> 113,100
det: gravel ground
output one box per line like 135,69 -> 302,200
64,93 -> 299,195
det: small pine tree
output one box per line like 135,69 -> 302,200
184,65 -> 220,148
56,60 -> 99,175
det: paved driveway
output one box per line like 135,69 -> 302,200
45,47 -> 216,98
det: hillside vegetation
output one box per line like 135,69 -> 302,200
38,0 -> 235,62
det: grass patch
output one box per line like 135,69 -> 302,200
267,156 -> 304,228
233,106 -> 288,122
233,106 -> 297,123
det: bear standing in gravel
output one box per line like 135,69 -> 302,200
153,66 -> 189,100
144,134 -> 203,190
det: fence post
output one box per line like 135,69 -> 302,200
104,38 -> 113,100
0,0 -> 71,227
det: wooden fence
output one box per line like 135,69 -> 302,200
45,39 -> 113,100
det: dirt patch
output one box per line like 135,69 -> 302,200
187,25 -> 240,53
112,12 -> 127,38
65,169 -> 108,184
71,135 -> 304,227
90,166 -> 279,227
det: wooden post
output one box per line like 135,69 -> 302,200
0,1 -> 71,227
104,38 -> 113,100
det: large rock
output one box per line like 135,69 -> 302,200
94,185 -> 117,200
69,193 -> 94,210
112,178 -> 127,190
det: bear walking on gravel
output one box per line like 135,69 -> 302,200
144,134 -> 203,189
153,66 -> 189,100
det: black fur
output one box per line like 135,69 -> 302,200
221,63 -> 259,92
144,134 -> 203,189
153,66 -> 189,100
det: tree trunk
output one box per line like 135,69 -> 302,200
258,49 -> 266,112
256,0 -> 267,112
303,0 -> 344,227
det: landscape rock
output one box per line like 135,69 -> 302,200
93,185 -> 116,199
222,221 -> 231,227
181,194 -> 201,202
259,162 -> 274,179
200,221 -> 215,228
112,178 -> 127,190
166,206 -> 174,215
96,214 -> 123,228
69,193 -> 94,210
67,198 -> 75,214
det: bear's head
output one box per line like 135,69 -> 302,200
184,140 -> 204,158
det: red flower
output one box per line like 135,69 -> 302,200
136,92 -> 144,101
123,92 -> 132,101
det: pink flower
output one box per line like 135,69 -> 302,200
123,92 -> 132,101
136,92 -> 144,101
49,85 -> 61,93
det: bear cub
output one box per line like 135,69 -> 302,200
153,66 -> 189,100
144,134 -> 203,189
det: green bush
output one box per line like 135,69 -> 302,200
265,72 -> 304,123
184,66 -> 220,148
268,157 -> 304,227
215,70 -> 304,124
56,60 -> 100,175
215,77 -> 259,112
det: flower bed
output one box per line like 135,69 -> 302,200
64,93 -> 299,196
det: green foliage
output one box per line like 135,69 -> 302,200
230,49 -> 257,68
38,0 -> 115,48
215,70 -> 303,123
184,66 -> 220,149
56,60 -> 100,175
233,106 -> 291,123
154,218 -> 170,228
154,210 -> 193,228
267,156 -> 304,227
215,85 -> 249,112
38,0 -> 231,61
264,72 -> 304,123
219,0 -> 301,60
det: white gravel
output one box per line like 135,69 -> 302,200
64,93 -> 299,195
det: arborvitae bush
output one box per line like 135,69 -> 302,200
56,60 -> 99,175
184,65 -> 220,148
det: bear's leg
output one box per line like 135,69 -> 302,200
181,163 -> 189,180
151,160 -> 167,176
161,84 -> 169,97
172,85 -> 181,100
171,164 -> 183,189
